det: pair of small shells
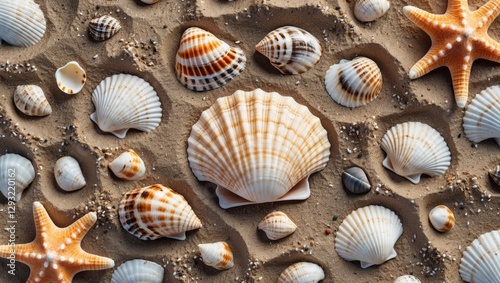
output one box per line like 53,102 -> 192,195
0,153 -> 35,202
198,242 -> 234,270
342,166 -> 371,194
277,262 -> 325,283
55,61 -> 87,94
111,259 -> 164,283
258,211 -> 297,240
354,0 -> 390,22
108,149 -> 146,181
459,230 -> 500,282
428,205 -> 455,233
89,15 -> 121,41
13,85 -> 52,117
54,156 -> 86,192
0,0 -> 46,47
463,85 -> 500,147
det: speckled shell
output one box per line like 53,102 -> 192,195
111,259 -> 164,283
325,56 -> 382,108
354,0 -> 390,22
0,0 -> 46,46
394,275 -> 421,283
255,26 -> 322,74
54,156 -> 86,192
108,149 -> 146,181
119,184 -> 202,240
335,205 -> 403,268
90,74 -> 162,138
55,61 -> 86,94
428,205 -> 455,233
463,85 -> 500,146
459,230 -> 500,283
198,242 -> 234,270
381,122 -> 451,184
489,165 -> 500,186
0,153 -> 35,201
13,85 -> 52,116
187,89 -> 331,209
89,15 -> 121,41
277,262 -> 325,283
342,166 -> 371,194
258,211 -> 297,240
175,27 -> 246,91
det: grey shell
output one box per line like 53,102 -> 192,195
342,166 -> 371,194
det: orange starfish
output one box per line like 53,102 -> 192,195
403,0 -> 500,108
0,202 -> 114,283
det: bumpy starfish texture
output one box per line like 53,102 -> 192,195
403,0 -> 500,108
0,201 -> 114,283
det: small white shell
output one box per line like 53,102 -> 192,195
54,156 -> 86,192
277,262 -> 325,283
0,0 -> 46,47
108,149 -> 146,181
258,211 -> 297,240
428,205 -> 455,233
89,15 -> 121,41
394,275 -> 421,283
463,85 -> 500,146
55,61 -> 87,94
13,85 -> 52,116
198,241 -> 234,270
342,166 -> 371,194
111,259 -> 164,283
0,153 -> 35,201
459,230 -> 500,283
354,0 -> 390,22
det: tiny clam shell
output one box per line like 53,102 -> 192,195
428,205 -> 455,233
111,259 -> 164,283
354,0 -> 390,22
198,241 -> 234,270
89,15 -> 121,41
55,61 -> 87,94
459,230 -> 500,282
108,149 -> 146,181
342,166 -> 371,194
258,211 -> 297,240
54,156 -> 86,192
277,262 -> 325,283
489,165 -> 500,186
463,85 -> 500,146
0,153 -> 35,201
13,85 -> 52,116
394,275 -> 421,283
0,0 -> 46,47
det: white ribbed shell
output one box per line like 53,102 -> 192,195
354,0 -> 390,22
13,85 -> 52,116
258,211 -> 297,240
0,153 -> 35,201
90,74 -> 162,138
335,205 -> 403,268
198,242 -> 234,270
463,85 -> 500,146
111,259 -> 164,283
187,89 -> 331,209
108,149 -> 146,181
0,0 -> 46,47
54,156 -> 86,192
459,230 -> 500,283
55,61 -> 86,94
394,275 -> 421,283
277,262 -> 325,283
381,121 -> 451,184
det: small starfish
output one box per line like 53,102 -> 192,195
403,0 -> 500,108
0,202 -> 114,283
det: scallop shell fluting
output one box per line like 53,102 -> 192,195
110,259 -> 164,283
13,85 -> 52,116
463,85 -> 500,146
89,15 -> 121,41
277,262 -> 325,283
0,153 -> 35,202
0,0 -> 46,47
459,230 -> 500,283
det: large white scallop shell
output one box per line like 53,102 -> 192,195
187,89 -> 331,209
13,85 -> 52,116
255,26 -> 322,74
428,205 -> 455,233
459,230 -> 500,283
111,259 -> 164,283
54,156 -> 86,192
381,121 -> 451,184
108,149 -> 146,181
277,262 -> 325,283
175,27 -> 246,91
89,15 -> 121,41
258,211 -> 297,240
0,153 -> 35,201
55,61 -> 87,95
90,74 -> 162,138
0,0 -> 46,47
394,275 -> 421,283
354,0 -> 390,22
198,242 -> 234,270
463,85 -> 500,146
325,56 -> 383,108
334,205 -> 403,268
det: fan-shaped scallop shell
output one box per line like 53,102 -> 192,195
428,205 -> 455,233
325,56 -> 382,108
334,205 -> 403,268
354,0 -> 390,22
89,15 -> 121,41
258,211 -> 297,240
0,153 -> 35,201
108,149 -> 146,181
277,262 -> 325,283
463,85 -> 500,146
198,242 -> 234,270
394,275 -> 421,283
459,230 -> 500,283
111,259 -> 164,283
90,74 -> 162,138
187,89 -> 331,209
255,26 -> 322,74
381,121 -> 451,184
342,166 -> 371,194
55,61 -> 87,94
0,0 -> 46,47
119,184 -> 202,240
175,27 -> 246,91
13,85 -> 52,116
490,165 -> 500,186
54,156 -> 86,192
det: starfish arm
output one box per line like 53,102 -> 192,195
473,0 -> 500,26
403,6 -> 448,36
449,62 -> 472,108
33,201 -> 58,233
0,242 -> 40,265
474,35 -> 500,63
408,46 -> 446,79
447,0 -> 470,13
65,211 -> 97,240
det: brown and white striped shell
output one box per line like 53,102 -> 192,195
175,27 -> 246,91
490,165 -> 500,187
89,15 -> 121,41
108,149 -> 146,181
258,211 -> 297,240
198,242 -> 234,270
255,26 -> 322,74
277,262 -> 325,283
13,85 -> 52,116
118,184 -> 202,240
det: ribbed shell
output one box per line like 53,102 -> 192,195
334,205 -> 403,268
119,184 -> 202,240
54,156 -> 86,192
0,153 -> 35,201
354,0 -> 390,22
258,211 -> 297,240
90,74 -> 162,138
13,85 -> 52,116
187,89 -> 331,209
428,205 -> 455,233
325,56 -> 382,108
55,61 -> 87,94
111,259 -> 164,283
89,15 -> 121,41
490,165 -> 500,186
277,262 -> 325,283
463,85 -> 500,146
0,0 -> 46,47
255,26 -> 322,74
394,275 -> 421,283
342,166 -> 371,194
109,149 -> 146,181
381,122 -> 451,184
459,230 -> 500,283
198,242 -> 234,270
175,27 -> 246,91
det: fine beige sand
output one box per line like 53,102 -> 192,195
0,0 -> 499,282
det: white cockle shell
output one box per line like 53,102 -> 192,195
459,230 -> 500,283
463,85 -> 500,146
0,153 -> 35,201
90,74 -> 162,138
354,0 -> 390,22
13,85 -> 52,116
335,205 -> 403,268
198,242 -> 234,270
0,0 -> 46,47
89,15 -> 121,41
111,259 -> 164,283
187,89 -> 331,209
258,211 -> 297,240
54,156 -> 86,192
381,121 -> 451,184
394,275 -> 421,283
428,205 -> 455,233
108,149 -> 146,181
55,61 -> 87,94
277,262 -> 325,283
